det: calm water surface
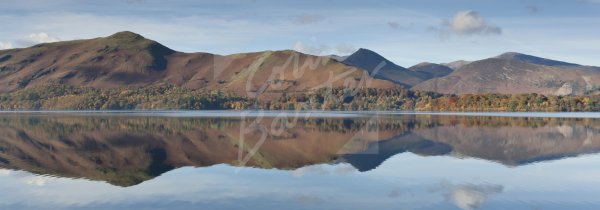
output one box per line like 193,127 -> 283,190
0,111 -> 600,210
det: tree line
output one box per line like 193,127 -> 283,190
1,84 -> 599,112
0,84 -> 253,110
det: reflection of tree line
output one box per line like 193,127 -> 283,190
1,115 -> 600,137
0,116 -> 238,136
414,115 -> 600,129
0,116 -> 416,137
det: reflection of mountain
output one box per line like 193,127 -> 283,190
0,115 -> 409,186
414,124 -> 600,165
341,133 -> 452,172
1,114 -> 600,186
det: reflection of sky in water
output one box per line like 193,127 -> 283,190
1,153 -> 600,210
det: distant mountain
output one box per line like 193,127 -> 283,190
496,52 -> 580,67
0,32 -> 398,98
442,60 -> 471,70
408,62 -> 453,79
413,52 -> 600,95
328,54 -> 348,62
342,48 -> 429,87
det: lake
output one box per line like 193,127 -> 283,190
0,111 -> 600,210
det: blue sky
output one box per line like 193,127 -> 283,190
1,0 -> 599,67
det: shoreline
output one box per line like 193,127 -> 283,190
0,110 -> 599,119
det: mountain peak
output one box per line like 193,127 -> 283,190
101,31 -> 175,57
495,52 -> 579,67
344,48 -> 397,70
108,31 -> 145,40
342,48 -> 429,87
345,48 -> 392,66
413,62 -> 434,68
355,48 -> 376,53
496,51 -> 524,58
350,48 -> 387,60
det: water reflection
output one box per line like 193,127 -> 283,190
0,112 -> 600,209
0,113 -> 600,187
446,183 -> 503,210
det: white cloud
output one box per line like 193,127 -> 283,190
17,32 -> 61,47
0,169 -> 11,176
449,11 -> 502,35
451,184 -> 503,210
23,176 -> 55,186
292,164 -> 356,177
0,42 -> 13,50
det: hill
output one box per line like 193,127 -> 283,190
413,52 -> 600,95
442,60 -> 471,70
408,62 -> 453,78
0,32 -> 398,100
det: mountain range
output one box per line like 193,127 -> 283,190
1,31 -> 599,97
413,52 -> 600,95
